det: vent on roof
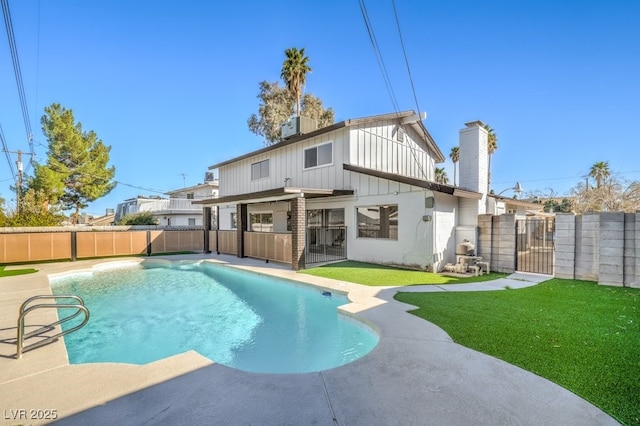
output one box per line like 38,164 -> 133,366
281,116 -> 317,139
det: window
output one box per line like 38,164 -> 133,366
186,193 -> 195,200
188,218 -> 196,226
230,212 -> 237,229
357,205 -> 398,239
249,212 -> 273,232
251,159 -> 269,180
304,142 -> 332,169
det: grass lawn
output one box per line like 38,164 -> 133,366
395,279 -> 640,425
300,260 -> 507,286
0,265 -> 38,278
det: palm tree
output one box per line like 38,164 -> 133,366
449,146 -> 459,186
435,167 -> 449,184
484,124 -> 498,193
589,161 -> 610,189
280,47 -> 311,117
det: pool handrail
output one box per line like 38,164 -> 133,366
16,295 -> 90,359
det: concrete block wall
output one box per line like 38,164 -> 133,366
554,214 -> 576,279
635,214 -> 640,288
477,214 -> 493,265
481,212 -> 639,287
574,214 -> 599,281
598,212 -> 625,286
623,213 -> 636,287
490,214 -> 516,273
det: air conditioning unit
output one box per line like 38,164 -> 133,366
204,171 -> 215,182
281,116 -> 317,139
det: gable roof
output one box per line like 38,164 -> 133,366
208,110 -> 445,170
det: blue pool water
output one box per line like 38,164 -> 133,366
51,261 -> 378,373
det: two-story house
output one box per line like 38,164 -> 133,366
198,111 -> 493,271
115,175 -> 219,226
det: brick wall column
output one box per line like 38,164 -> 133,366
291,197 -> 306,270
237,203 -> 247,258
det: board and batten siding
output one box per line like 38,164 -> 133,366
348,119 -> 435,180
218,128 -> 351,196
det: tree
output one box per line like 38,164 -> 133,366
484,124 -> 498,192
32,103 -> 116,224
0,196 -> 7,226
571,171 -> 640,213
2,188 -> 64,226
281,47 -> 311,117
247,81 -> 334,145
435,167 -> 449,184
449,146 -> 459,186
116,211 -> 158,225
589,161 -> 610,189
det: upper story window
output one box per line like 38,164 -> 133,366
251,159 -> 270,180
186,193 -> 194,200
304,142 -> 332,169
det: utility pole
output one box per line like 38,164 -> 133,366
2,149 -> 32,214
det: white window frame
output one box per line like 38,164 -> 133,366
188,218 -> 196,226
251,159 -> 270,180
230,212 -> 237,229
304,141 -> 333,170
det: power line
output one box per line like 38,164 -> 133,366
358,0 -> 400,113
0,125 -> 17,182
2,0 -> 35,171
392,0 -> 421,115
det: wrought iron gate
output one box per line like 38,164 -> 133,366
306,226 -> 347,264
516,218 -> 555,274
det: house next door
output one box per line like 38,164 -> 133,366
306,208 -> 347,264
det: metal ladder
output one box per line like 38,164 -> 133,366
16,295 -> 90,359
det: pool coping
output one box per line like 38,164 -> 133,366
0,254 -> 619,425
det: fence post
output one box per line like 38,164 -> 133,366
70,231 -> 77,261
203,207 -> 211,254
146,230 -> 152,256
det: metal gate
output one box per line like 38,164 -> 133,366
516,218 -> 555,274
306,226 -> 347,264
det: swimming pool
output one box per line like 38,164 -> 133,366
51,260 -> 378,373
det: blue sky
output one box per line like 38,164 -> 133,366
1,0 -> 639,216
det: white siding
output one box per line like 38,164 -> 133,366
432,193 -> 458,268
348,120 -> 436,180
219,129 -> 350,196
307,189 -> 436,270
218,205 -> 237,230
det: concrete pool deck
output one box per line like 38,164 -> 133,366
0,254 -> 618,425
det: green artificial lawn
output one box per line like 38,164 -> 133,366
0,265 -> 38,277
300,260 -> 507,286
395,279 -> 640,425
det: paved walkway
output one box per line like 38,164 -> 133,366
0,255 -> 619,425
